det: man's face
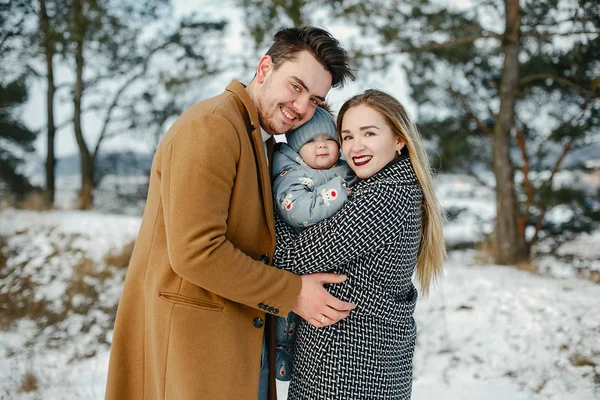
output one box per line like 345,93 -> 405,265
255,51 -> 333,134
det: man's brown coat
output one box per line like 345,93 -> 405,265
105,80 -> 302,400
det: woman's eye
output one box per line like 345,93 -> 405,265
365,131 -> 375,137
342,135 -> 352,141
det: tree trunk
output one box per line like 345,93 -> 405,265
40,0 -> 56,208
73,0 -> 94,210
493,0 -> 527,264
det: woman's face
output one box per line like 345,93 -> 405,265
340,105 -> 405,179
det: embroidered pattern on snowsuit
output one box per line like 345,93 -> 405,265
272,143 -> 356,231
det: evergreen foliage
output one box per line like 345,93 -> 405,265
0,79 -> 38,197
0,1 -> 39,198
238,0 -> 600,257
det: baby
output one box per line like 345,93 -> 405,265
273,106 -> 356,231
271,106 -> 356,381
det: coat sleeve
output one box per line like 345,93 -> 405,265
273,167 -> 349,230
160,114 -> 301,314
273,183 -> 417,275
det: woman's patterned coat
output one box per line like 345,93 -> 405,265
274,155 -> 422,399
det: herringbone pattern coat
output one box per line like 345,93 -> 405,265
274,155 -> 421,399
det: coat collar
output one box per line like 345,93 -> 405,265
226,80 -> 276,243
226,80 -> 260,131
358,154 -> 418,187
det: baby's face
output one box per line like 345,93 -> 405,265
299,134 -> 340,169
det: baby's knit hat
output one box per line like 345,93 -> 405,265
285,106 -> 338,153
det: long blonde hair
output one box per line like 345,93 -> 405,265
337,90 -> 447,295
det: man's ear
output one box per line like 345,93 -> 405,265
256,55 -> 274,84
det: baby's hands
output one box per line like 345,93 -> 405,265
342,180 -> 351,195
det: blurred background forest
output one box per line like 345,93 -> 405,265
2,0 -> 598,264
0,0 -> 599,399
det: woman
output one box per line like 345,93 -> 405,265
274,89 -> 447,399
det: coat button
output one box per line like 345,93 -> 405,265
260,254 -> 270,264
253,317 -> 264,329
258,302 -> 265,309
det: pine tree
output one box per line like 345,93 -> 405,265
238,0 -> 600,262
0,79 -> 38,199
0,1 -> 38,200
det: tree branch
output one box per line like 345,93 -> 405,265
0,16 -> 26,51
357,29 -> 598,59
449,88 -> 494,136
410,32 -> 503,52
520,73 -> 591,94
514,125 -> 535,214
522,31 -> 600,39
530,137 -> 574,245
93,39 -> 175,158
354,31 -> 503,58
467,168 -> 492,189
524,18 -> 593,28
467,109 -> 493,136
528,91 -> 595,216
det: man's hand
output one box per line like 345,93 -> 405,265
291,273 -> 356,328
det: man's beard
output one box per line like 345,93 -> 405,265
256,103 -> 278,135
256,89 -> 281,134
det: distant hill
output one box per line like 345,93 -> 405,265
65,151 -> 153,176
31,151 -> 154,177
24,142 -> 599,181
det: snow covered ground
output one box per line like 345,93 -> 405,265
0,197 -> 599,398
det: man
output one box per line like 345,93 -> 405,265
106,26 -> 355,400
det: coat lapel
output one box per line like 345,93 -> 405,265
226,80 -> 276,247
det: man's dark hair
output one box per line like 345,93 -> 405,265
266,26 -> 355,89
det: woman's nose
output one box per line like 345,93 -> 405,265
351,137 -> 364,151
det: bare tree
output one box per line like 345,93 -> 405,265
38,0 -> 58,208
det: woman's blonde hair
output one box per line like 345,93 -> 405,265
337,89 -> 447,294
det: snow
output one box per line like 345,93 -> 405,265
1,206 -> 599,399
436,174 -> 497,248
557,231 -> 600,264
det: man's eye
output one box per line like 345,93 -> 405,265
311,98 -> 320,105
292,84 -> 301,92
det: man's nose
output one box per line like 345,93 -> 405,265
293,95 -> 310,116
